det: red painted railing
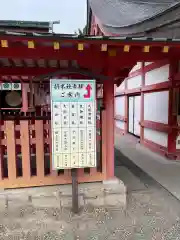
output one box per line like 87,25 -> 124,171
0,116 -> 104,189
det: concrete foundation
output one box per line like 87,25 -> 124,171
0,180 -> 126,211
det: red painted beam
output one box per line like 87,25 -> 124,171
142,81 -> 171,93
0,45 -> 175,62
0,67 -> 107,79
0,67 -> 58,76
0,46 -> 104,62
126,88 -> 141,95
2,33 -> 180,49
115,81 -> 171,95
0,75 -> 100,82
0,67 -> 90,76
140,120 -> 171,133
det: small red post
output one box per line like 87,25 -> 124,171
21,82 -> 28,112
103,79 -> 114,179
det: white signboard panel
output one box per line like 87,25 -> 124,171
50,79 -> 96,169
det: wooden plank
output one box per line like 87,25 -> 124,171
35,120 -> 44,178
48,121 -> 57,176
21,83 -> 28,112
20,121 -> 31,180
5,121 -> 17,181
64,169 -> 71,177
78,168 -> 84,178
0,173 -> 104,189
90,168 -> 97,176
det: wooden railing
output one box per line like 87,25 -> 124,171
0,114 -> 104,189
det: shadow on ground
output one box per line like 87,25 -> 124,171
114,148 -> 164,190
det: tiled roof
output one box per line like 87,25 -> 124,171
1,30 -> 180,43
89,0 -> 180,37
0,20 -> 50,28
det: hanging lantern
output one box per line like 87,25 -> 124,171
5,91 -> 22,107
0,82 -> 22,109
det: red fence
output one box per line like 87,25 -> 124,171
0,116 -> 105,189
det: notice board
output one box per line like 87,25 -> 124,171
50,79 -> 96,169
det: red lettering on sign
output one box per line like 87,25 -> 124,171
84,84 -> 92,99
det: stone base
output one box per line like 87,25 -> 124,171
0,179 -> 126,211
83,178 -> 126,208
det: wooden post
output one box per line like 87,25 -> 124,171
20,121 -> 31,180
168,60 -> 179,155
124,78 -> 128,133
6,121 -> 17,181
140,62 -> 145,143
35,120 -> 45,178
103,79 -> 114,179
21,83 -> 28,112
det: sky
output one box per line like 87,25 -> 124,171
0,0 -> 87,34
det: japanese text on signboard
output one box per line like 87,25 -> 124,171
50,79 -> 96,169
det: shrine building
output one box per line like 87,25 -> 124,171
1,13 -> 180,189
87,0 -> 180,160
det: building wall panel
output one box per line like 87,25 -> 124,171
127,75 -> 142,89
145,62 -> 153,66
145,64 -> 169,85
144,128 -> 168,147
144,91 -> 169,124
129,62 -> 141,73
114,60 -> 173,158
93,19 -> 178,159
116,81 -> 125,93
115,96 -> 125,116
115,120 -> 125,130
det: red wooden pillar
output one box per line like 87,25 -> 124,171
124,78 -> 128,133
140,62 -> 145,143
103,79 -> 114,179
168,60 -> 178,156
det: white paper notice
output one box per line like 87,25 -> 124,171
50,79 -> 96,169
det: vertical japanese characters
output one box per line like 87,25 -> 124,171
50,80 -> 96,169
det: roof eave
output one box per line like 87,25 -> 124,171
86,0 -> 92,35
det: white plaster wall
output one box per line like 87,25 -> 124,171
145,62 -> 153,66
144,91 -> 169,124
144,128 -> 168,147
145,64 -> 169,85
115,96 -> 125,116
127,75 -> 142,89
116,81 -> 125,93
115,120 -> 125,130
129,62 -> 141,73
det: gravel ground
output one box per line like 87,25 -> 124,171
0,149 -> 179,239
